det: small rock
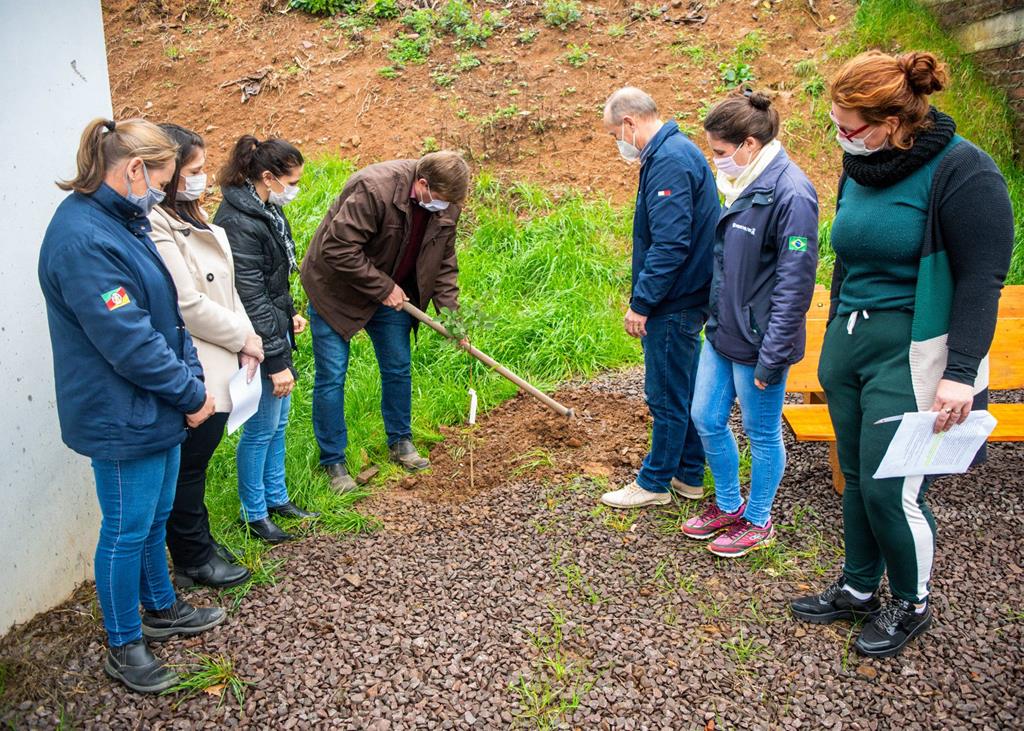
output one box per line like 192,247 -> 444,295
856,665 -> 878,680
342,573 -> 364,588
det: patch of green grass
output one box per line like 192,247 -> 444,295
734,30 -> 764,60
164,45 -> 185,60
590,503 -> 640,533
290,0 -> 358,15
836,0 -> 1023,283
402,7 -> 438,34
363,0 -> 399,20
793,58 -> 818,78
517,28 -> 539,44
421,136 -> 441,154
607,24 -> 626,38
376,65 -> 401,78
454,51 -> 482,72
165,652 -> 251,709
723,630 -> 769,666
388,33 -> 432,65
542,0 -> 581,29
512,447 -> 556,476
803,76 -> 827,99
671,40 -> 705,64
562,43 -> 590,68
440,0 -> 473,33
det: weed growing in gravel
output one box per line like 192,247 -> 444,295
723,630 -> 769,667
165,652 -> 251,709
551,549 -> 603,605
589,504 -> 640,533
514,608 -> 598,729
512,448 -> 556,477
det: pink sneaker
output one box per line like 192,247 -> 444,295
707,519 -> 776,558
681,502 -> 745,540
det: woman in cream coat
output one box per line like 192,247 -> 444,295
149,124 -> 264,588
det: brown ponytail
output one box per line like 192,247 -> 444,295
58,118 -> 178,194
217,135 -> 304,188
702,88 -> 780,146
830,50 -> 948,150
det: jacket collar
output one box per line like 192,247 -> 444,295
221,183 -> 280,223
149,204 -> 192,232
640,120 -> 679,164
731,146 -> 792,199
89,183 -> 152,237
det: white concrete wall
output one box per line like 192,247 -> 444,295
0,1 -> 111,635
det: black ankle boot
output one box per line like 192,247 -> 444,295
854,598 -> 932,658
104,639 -> 178,693
268,500 -> 320,520
244,516 -> 293,544
790,575 -> 882,624
174,553 -> 251,590
142,599 -> 226,641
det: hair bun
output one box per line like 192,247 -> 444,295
899,52 -> 947,96
747,91 -> 772,111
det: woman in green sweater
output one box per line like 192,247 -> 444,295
789,51 -> 1015,657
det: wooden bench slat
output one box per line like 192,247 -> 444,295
804,284 -> 1024,319
784,403 -> 1024,443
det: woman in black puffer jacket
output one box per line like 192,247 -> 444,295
214,136 -> 318,543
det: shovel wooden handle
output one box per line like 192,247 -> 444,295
401,302 -> 575,419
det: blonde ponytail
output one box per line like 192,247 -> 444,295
58,118 -> 178,194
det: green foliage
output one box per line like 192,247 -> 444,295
364,0 -> 399,20
421,135 -> 441,154
402,7 -> 438,34
671,40 -> 705,63
164,45 -> 184,60
562,43 -> 590,68
436,302 -> 494,343
734,30 -> 764,60
377,65 -> 401,78
719,60 -> 755,87
430,68 -> 456,87
289,0 -> 356,15
793,58 -> 817,78
440,0 -> 473,32
388,33 -> 432,65
606,24 -> 626,38
542,0 -> 581,29
454,52 -> 482,72
803,76 -> 826,98
517,28 -> 539,44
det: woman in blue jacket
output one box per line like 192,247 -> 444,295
683,90 -> 819,557
38,119 -> 226,694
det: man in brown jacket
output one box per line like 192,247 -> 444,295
301,151 -> 470,491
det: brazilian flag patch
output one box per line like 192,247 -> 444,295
788,236 -> 808,252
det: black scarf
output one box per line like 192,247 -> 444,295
841,107 -> 957,188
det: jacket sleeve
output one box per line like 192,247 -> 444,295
630,156 -> 695,316
149,218 -> 250,353
57,239 -> 206,414
755,191 -> 820,385
939,154 -> 1014,385
319,179 -> 396,302
432,227 -> 460,312
223,215 -> 291,372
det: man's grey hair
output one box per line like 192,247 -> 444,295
604,87 -> 659,124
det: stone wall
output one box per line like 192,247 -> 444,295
922,0 -> 1024,156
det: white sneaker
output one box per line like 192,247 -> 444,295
670,477 -> 705,500
600,481 -> 672,509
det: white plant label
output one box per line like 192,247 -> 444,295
468,388 -> 478,425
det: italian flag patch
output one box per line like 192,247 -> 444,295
788,236 -> 808,252
102,287 -> 131,311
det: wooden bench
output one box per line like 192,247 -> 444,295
784,285 -> 1024,494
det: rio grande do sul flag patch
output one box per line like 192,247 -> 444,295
788,236 -> 808,252
102,287 -> 131,311
657,189 -> 672,197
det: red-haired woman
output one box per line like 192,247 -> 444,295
790,51 -> 1014,658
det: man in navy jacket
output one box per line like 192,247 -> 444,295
600,87 -> 719,509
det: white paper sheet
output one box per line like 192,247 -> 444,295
873,410 -> 997,480
227,365 -> 262,435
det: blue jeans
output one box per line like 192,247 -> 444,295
237,377 -> 291,521
636,308 -> 707,492
309,303 -> 414,466
91,447 -> 180,647
691,340 -> 788,527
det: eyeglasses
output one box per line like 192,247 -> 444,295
829,110 -> 871,141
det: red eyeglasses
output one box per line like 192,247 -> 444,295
829,110 -> 871,141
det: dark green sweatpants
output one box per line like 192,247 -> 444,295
819,310 -> 936,603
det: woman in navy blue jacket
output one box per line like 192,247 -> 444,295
38,118 -> 226,694
682,90 -> 819,557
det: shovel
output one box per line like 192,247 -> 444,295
401,302 -> 575,419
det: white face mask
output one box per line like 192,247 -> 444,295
417,183 -> 450,213
268,176 -> 300,207
713,145 -> 748,178
179,173 -> 208,202
616,123 -> 641,164
836,131 -> 886,157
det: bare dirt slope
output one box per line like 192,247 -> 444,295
102,0 -> 854,204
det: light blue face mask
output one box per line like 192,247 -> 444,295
124,162 -> 165,215
417,183 -> 449,213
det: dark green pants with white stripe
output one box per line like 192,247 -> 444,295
819,310 -> 936,603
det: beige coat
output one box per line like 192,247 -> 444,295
149,206 -> 255,412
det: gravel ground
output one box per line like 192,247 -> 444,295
2,369 -> 1022,730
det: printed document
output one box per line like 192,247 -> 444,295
873,410 -> 997,479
